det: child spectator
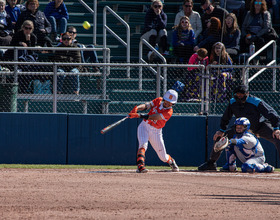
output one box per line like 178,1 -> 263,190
209,42 -> 233,102
44,0 -> 68,42
181,48 -> 209,102
174,0 -> 202,40
141,0 -> 168,61
188,48 -> 209,71
172,16 -> 195,63
5,0 -> 21,27
222,13 -> 241,56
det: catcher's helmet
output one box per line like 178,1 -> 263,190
163,89 -> 178,104
234,117 -> 251,131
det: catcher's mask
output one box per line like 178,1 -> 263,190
234,117 -> 251,134
233,85 -> 248,103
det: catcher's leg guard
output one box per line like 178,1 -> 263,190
241,163 -> 256,173
220,147 -> 237,172
136,148 -> 148,173
263,164 -> 275,173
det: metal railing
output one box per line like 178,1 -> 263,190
78,0 -> 97,45
139,39 -> 167,93
103,6 -> 131,77
205,64 -> 280,114
1,53 -> 279,115
242,40 -> 277,90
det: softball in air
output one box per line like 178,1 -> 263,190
83,21 -> 91,30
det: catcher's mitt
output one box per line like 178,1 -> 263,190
214,136 -> 229,152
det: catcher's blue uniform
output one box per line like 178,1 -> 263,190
226,131 -> 273,172
211,95 -> 280,161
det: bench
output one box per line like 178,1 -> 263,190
17,94 -> 111,114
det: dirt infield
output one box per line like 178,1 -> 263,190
0,169 -> 279,220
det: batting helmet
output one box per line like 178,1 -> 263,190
163,89 -> 178,104
234,117 -> 251,131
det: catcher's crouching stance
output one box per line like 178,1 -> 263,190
215,117 -> 274,173
128,89 -> 179,173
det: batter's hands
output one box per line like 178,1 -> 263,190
213,130 -> 224,141
128,113 -> 140,119
273,129 -> 280,140
130,106 -> 138,113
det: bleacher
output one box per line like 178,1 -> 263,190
29,0 -> 280,115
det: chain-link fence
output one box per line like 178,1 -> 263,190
0,46 -> 279,115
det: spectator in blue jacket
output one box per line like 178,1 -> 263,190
44,0 -> 68,42
0,0 -> 13,46
141,0 -> 168,62
5,0 -> 21,27
222,13 -> 241,56
172,16 -> 195,63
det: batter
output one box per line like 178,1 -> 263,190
128,89 -> 179,173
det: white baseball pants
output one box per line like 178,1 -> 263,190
137,120 -> 169,162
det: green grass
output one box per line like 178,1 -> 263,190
0,164 -> 278,172
0,164 -> 196,170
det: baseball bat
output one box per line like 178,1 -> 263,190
100,116 -> 128,134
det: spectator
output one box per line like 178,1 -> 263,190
141,0 -> 168,61
0,0 -> 13,46
174,0 -> 202,39
5,0 -> 21,27
172,16 -> 195,63
16,0 -> 26,12
8,19 -> 36,56
219,0 -> 246,25
188,48 -> 209,71
241,0 -> 276,52
6,20 -> 37,92
220,117 -> 274,173
200,0 -> 229,35
194,17 -> 222,53
180,48 -> 209,101
271,0 -> 280,23
222,13 -> 241,56
44,0 -> 68,42
66,26 -> 99,73
55,32 -> 81,95
209,42 -> 233,102
16,0 -> 52,47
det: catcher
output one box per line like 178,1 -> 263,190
128,89 -> 179,173
218,117 -> 274,173
198,84 -> 280,171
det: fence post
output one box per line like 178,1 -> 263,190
53,64 -> 57,113
156,66 -> 161,97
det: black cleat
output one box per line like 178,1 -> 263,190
198,160 -> 217,171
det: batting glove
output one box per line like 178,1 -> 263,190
128,113 -> 140,119
130,105 -> 138,113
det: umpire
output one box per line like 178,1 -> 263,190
198,84 -> 280,171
